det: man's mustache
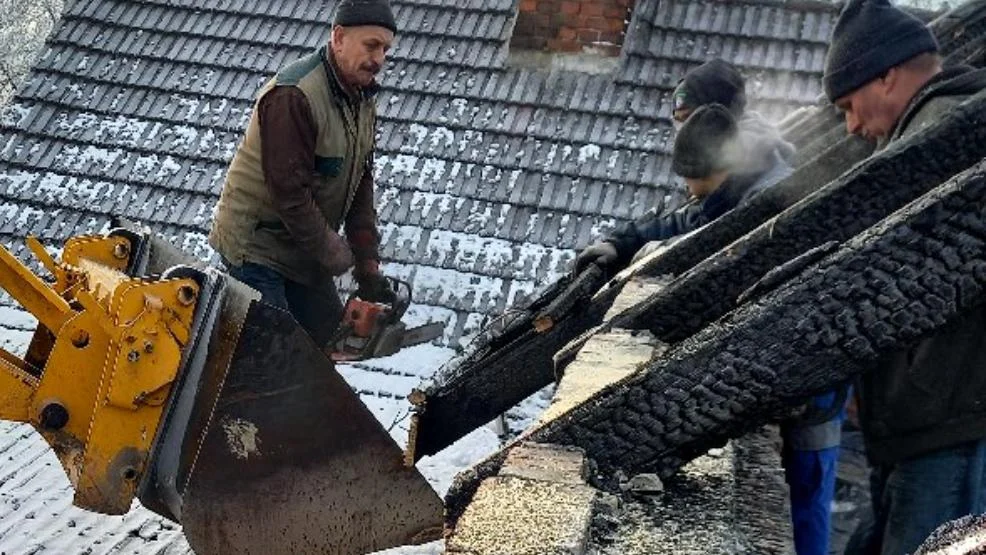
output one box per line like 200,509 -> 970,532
361,62 -> 381,74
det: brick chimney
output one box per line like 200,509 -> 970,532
511,0 -> 634,57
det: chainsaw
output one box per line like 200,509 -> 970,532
330,276 -> 445,362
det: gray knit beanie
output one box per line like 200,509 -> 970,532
672,104 -> 738,179
823,0 -> 937,102
334,0 -> 397,34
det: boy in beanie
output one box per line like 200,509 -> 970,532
823,1 -> 986,553
673,59 -> 797,179
670,102 -> 737,193
210,0 -> 398,346
583,66 -> 843,555
575,57 -> 795,274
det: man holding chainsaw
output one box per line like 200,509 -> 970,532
210,0 -> 397,346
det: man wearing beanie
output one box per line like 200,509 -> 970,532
823,1 -> 986,553
210,0 -> 398,346
575,57 -> 796,276
672,58 -> 747,125
673,59 -> 797,189
581,94 -> 841,555
574,102 -> 792,272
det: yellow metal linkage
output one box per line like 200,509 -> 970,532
0,234 -> 199,514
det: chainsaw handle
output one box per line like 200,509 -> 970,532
383,276 -> 412,314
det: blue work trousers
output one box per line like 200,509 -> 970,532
782,389 -> 848,555
224,259 -> 343,347
784,445 -> 840,555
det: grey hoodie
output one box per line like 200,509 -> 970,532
734,111 -> 797,177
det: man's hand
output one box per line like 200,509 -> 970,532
574,242 -> 619,274
356,273 -> 397,304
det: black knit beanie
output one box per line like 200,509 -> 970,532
334,0 -> 397,34
823,0 -> 938,102
672,59 -> 747,117
672,104 -> 739,179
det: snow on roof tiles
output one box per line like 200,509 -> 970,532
0,0 -> 835,551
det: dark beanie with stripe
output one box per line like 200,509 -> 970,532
672,59 -> 747,117
823,0 -> 938,102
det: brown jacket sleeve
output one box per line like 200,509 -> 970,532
258,86 -> 352,274
345,152 -> 382,281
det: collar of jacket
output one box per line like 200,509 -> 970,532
320,47 -> 381,106
888,65 -> 986,142
699,172 -> 760,221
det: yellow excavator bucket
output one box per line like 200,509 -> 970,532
0,226 -> 443,554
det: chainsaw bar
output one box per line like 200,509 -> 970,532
401,321 -> 445,348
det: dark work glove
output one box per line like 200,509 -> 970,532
574,242 -> 619,274
356,273 -> 397,304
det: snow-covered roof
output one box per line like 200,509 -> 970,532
0,0 -> 838,345
0,0 -> 838,552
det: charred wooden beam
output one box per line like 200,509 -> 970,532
407,89 -> 965,462
406,135 -> 871,462
406,4 -> 986,462
611,88 -> 986,342
449,161 -> 986,522
406,277 -> 613,462
934,0 -> 986,64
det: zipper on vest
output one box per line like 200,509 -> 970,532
339,110 -> 362,224
321,49 -> 371,227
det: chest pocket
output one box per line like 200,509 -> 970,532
315,155 -> 344,177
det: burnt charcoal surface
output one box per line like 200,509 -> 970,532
445,162 -> 986,521
416,0 -> 986,467
614,89 -> 986,343
535,163 -> 986,480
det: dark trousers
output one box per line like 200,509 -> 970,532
225,260 -> 343,348
847,438 -> 986,555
